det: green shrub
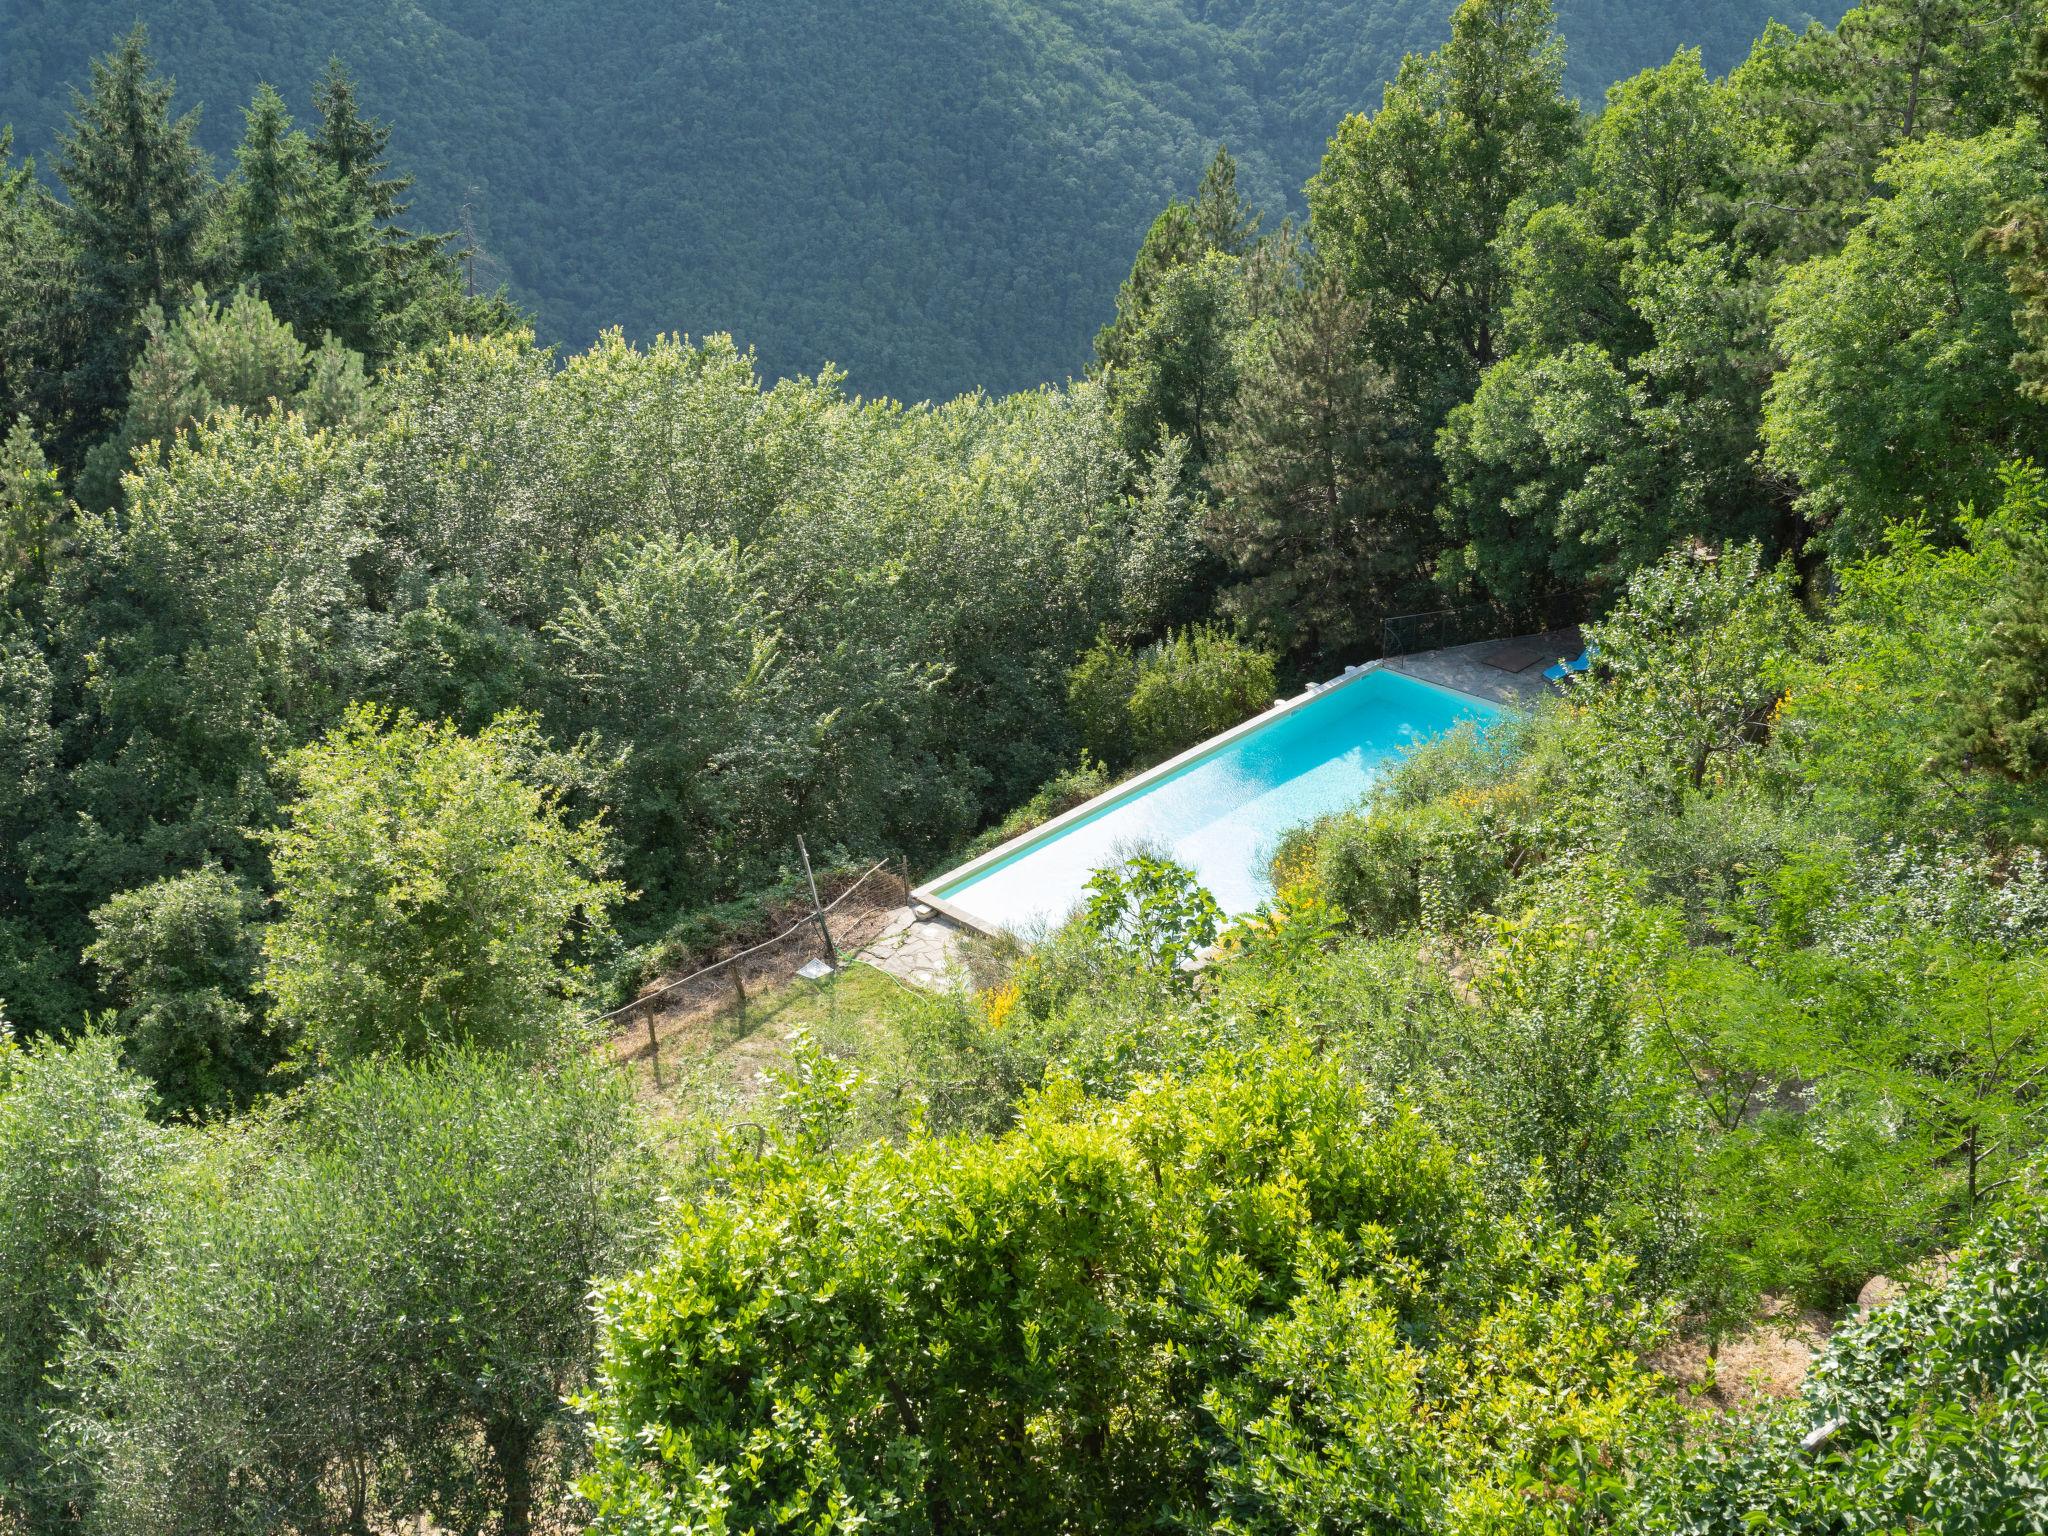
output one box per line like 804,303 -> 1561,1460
262,705 -> 623,1066
0,1030 -> 164,1526
75,1050 -> 652,1536
894,924 -> 1231,1136
1311,804 -> 1431,932
1124,623 -> 1276,761
580,1051 -> 1667,1535
1075,853 -> 1221,970
1280,711 -> 1586,937
85,867 -> 272,1117
1066,624 -> 1275,770
1582,542 -> 1809,795
1066,632 -> 1142,768
1309,782 -> 1548,936
1611,779 -> 1846,928
960,756 -> 1115,860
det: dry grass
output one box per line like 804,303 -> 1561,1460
1650,1296 -> 1836,1413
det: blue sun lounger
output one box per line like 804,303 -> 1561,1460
1543,647 -> 1592,683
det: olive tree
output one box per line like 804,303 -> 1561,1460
0,1027 -> 163,1527
77,1050 -> 651,1536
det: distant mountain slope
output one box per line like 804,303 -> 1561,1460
0,0 -> 1826,399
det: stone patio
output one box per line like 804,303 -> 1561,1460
856,906 -> 969,990
1382,626 -> 1580,706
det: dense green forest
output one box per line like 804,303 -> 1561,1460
6,0 -> 2048,1531
0,0 -> 1829,399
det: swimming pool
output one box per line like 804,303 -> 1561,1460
919,665 -> 1505,937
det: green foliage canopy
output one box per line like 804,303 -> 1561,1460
261,706 -> 622,1066
581,1055 -> 1667,1534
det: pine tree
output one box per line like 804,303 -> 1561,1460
311,61 -> 448,286
1095,203 -> 1202,376
1096,147 -> 1259,375
1729,0 -> 2034,264
291,169 -> 381,353
311,59 -> 414,230
1208,273 -> 1436,659
74,287 -> 340,510
231,85 -> 312,307
0,416 -> 67,618
0,130 -> 75,439
54,26 -> 216,448
310,58 -> 506,356
1943,538 -> 2048,781
232,83 -> 379,353
1188,145 -> 1260,259
1823,0 -> 2027,145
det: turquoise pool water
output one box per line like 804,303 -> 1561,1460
931,668 -> 1504,935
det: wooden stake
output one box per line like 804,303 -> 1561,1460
797,835 -> 838,967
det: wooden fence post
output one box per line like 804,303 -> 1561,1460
797,835 -> 838,967
645,1009 -> 662,1089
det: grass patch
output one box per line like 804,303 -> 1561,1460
622,962 -> 923,1117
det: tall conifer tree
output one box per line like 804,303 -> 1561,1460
0,130 -> 74,438
1991,22 -> 2048,404
232,83 -> 379,353
1096,146 -> 1257,375
54,26 -> 214,447
1209,273 -> 1434,657
231,85 -> 310,305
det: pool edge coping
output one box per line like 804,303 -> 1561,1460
914,661 -> 1500,938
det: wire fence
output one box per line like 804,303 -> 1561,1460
1379,591 -> 1588,660
595,855 -> 912,1087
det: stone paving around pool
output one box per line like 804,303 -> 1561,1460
1383,627 -> 1581,707
856,906 -> 969,990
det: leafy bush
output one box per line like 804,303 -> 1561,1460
1067,624 -> 1276,771
1066,631 -> 1145,767
959,756 -> 1115,862
1582,542 -> 1809,795
1125,624 -> 1277,762
1309,785 -> 1542,935
581,1052 -> 1668,1535
262,705 -> 623,1066
75,1050 -> 651,1536
84,867 -> 271,1116
0,1029 -> 163,1526
1075,854 -> 1221,970
895,928 -> 1223,1135
1272,710 -> 1589,936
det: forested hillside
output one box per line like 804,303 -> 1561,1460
0,0 -> 1825,399
6,0 -> 2048,1531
